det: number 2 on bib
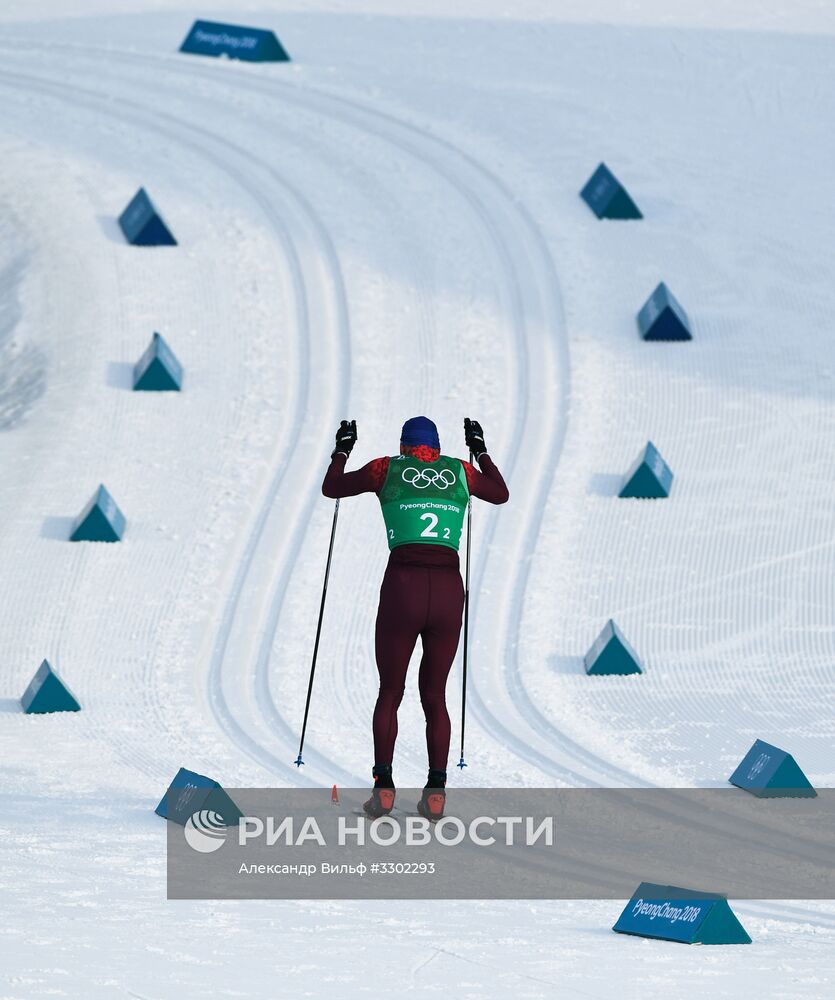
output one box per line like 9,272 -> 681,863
420,512 -> 439,537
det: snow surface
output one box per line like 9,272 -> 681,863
1,2 -> 834,997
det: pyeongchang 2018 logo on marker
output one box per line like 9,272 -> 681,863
184,810 -> 229,853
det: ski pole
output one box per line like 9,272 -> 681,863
294,498 -> 340,767
457,449 -> 474,770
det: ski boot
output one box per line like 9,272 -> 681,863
417,769 -> 447,822
363,764 -> 395,819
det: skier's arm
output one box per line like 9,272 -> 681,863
462,418 -> 509,504
463,455 -> 509,504
321,419 -> 386,498
322,454 -> 390,498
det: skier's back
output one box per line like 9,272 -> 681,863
321,416 -> 508,819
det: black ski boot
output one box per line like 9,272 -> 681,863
417,769 -> 446,822
363,764 -> 395,818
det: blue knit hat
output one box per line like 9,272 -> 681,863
400,415 -> 440,450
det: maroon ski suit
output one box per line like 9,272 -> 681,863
322,445 -> 509,770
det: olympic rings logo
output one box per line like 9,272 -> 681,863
747,752 -> 771,782
402,466 -> 457,490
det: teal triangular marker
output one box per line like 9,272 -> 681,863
70,485 -> 126,542
637,282 -> 692,341
729,738 -> 817,797
133,333 -> 183,391
584,619 -> 643,675
619,441 -> 673,499
579,163 -> 642,220
155,767 -> 244,826
21,660 -> 81,714
613,882 -> 751,945
118,188 -> 177,246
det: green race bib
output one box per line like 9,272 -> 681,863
378,455 -> 470,551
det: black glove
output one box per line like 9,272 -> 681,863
332,419 -> 357,458
464,418 -> 487,460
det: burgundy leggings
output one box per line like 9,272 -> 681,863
373,546 -> 465,770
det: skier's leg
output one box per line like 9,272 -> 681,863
373,563 -> 427,766
417,567 -> 465,773
416,568 -> 463,822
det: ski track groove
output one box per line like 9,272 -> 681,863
218,68 -> 611,787
0,64 -> 348,785
0,98 -> 252,786
0,50 -> 452,788
0,42 -> 541,785
0,66 -> 277,780
0,46 -> 471,789
267,79 -> 653,788
192,58 -> 651,788
45,40 -> 541,785
3,38 -> 658,788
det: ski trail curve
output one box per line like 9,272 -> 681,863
0,63 -> 353,786
250,75 -> 652,787
3,39 -> 653,787
0,45 -> 491,787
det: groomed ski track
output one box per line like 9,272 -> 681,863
0,38 -> 646,788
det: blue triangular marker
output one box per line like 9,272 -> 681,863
729,739 -> 816,798
619,441 -> 674,498
155,767 -> 244,826
118,188 -> 177,247
584,620 -> 643,675
580,163 -> 642,220
614,882 -> 751,944
133,333 -> 183,391
21,660 -> 81,714
637,282 -> 692,341
70,484 -> 126,542
179,20 -> 291,62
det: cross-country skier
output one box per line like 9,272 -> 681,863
321,416 -> 509,820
